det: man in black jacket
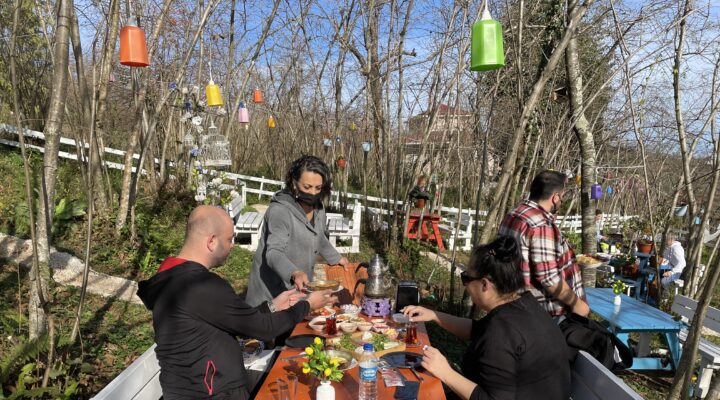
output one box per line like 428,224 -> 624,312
138,205 -> 335,399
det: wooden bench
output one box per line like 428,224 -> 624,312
671,295 -> 720,398
438,213 -> 474,252
226,194 -> 264,251
570,350 -> 643,400
326,201 -> 361,253
92,344 -> 162,400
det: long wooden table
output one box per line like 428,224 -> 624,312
254,314 -> 447,399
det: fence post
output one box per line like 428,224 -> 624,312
259,176 -> 264,200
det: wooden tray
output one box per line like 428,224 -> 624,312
350,331 -> 406,358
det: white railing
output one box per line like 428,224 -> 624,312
1,123 -> 633,235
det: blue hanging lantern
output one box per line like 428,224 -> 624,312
184,101 -> 192,111
323,138 -> 332,147
675,205 -> 688,217
361,141 -> 373,152
606,186 -> 613,194
470,3 -> 505,71
590,183 -> 602,200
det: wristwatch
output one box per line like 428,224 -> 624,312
266,300 -> 277,313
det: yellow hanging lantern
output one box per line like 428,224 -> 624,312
267,115 -> 277,129
350,121 -> 357,131
205,80 -> 223,107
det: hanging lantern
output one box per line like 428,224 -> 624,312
323,138 -> 332,147
337,157 -> 347,169
590,183 -> 602,200
205,80 -> 223,107
183,132 -> 195,148
606,186 -> 613,194
253,88 -> 264,103
675,205 -> 688,217
184,101 -> 192,111
201,121 -> 232,167
575,175 -> 581,186
350,121 -> 357,131
361,141 -> 373,152
237,101 -> 250,123
267,115 -> 277,129
109,72 -> 116,83
470,4 -> 504,71
335,136 -> 342,143
119,24 -> 149,67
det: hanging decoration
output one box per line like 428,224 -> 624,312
606,186 -> 613,194
119,7 -> 149,68
590,183 -> 602,200
336,157 -> 347,169
237,101 -> 250,124
575,175 -> 581,186
205,42 -> 223,107
361,141 -> 373,152
470,1 -> 504,71
675,205 -> 688,217
350,122 -> 357,131
267,115 -> 277,129
323,138 -> 333,147
253,88 -> 264,104
201,120 -> 232,167
183,131 -> 195,148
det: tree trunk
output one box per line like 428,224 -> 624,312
565,2 -> 597,255
480,0 -> 596,242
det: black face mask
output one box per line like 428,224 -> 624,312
296,191 -> 322,206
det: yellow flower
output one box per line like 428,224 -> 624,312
324,368 -> 332,377
305,347 -> 314,356
314,337 -> 323,346
330,358 -> 340,367
302,367 -> 311,374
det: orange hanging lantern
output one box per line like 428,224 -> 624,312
267,115 -> 276,129
253,88 -> 264,103
205,80 -> 223,107
575,175 -> 582,186
119,25 -> 149,67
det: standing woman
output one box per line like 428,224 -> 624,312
402,236 -> 570,400
246,155 -> 349,309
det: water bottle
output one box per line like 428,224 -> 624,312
358,343 -> 377,400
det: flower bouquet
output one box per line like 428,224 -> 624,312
301,337 -> 344,382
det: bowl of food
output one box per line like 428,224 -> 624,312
340,304 -> 361,315
241,339 -> 264,365
306,280 -> 340,292
357,322 -> 373,332
324,349 -> 356,371
309,316 -> 326,332
340,322 -> 358,333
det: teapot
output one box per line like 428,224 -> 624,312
354,254 -> 394,298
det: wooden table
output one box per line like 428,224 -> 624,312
406,212 -> 445,251
254,315 -> 447,400
585,288 -> 683,371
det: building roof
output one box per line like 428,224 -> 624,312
413,104 -> 472,117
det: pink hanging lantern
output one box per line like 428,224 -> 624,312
237,102 -> 250,123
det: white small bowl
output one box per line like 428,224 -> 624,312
357,322 -> 373,332
341,304 -> 361,315
309,316 -> 326,332
340,322 -> 358,333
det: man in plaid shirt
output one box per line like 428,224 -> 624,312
498,170 -> 589,317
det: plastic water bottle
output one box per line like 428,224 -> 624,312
358,343 -> 377,400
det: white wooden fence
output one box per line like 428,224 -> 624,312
0,123 -> 633,236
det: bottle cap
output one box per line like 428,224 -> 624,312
363,343 -> 374,351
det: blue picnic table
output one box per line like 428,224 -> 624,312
585,288 -> 684,370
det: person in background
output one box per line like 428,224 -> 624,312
595,209 -> 609,252
498,170 -> 589,317
661,232 -> 686,288
137,205 -> 336,399
246,155 -> 349,308
408,175 -> 432,209
402,236 -> 571,400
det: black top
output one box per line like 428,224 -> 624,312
137,261 -> 309,399
461,292 -> 570,400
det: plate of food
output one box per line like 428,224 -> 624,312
304,280 -> 342,292
576,254 -> 604,267
304,305 -> 336,320
325,349 -> 358,371
350,331 -> 405,356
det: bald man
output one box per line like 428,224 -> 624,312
138,205 -> 335,400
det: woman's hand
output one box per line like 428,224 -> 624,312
401,305 -> 437,323
291,270 -> 309,291
307,290 -> 338,310
421,346 -> 453,381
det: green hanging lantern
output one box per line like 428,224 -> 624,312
470,3 -> 505,71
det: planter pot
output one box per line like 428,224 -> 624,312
316,380 -> 335,400
614,295 -> 622,305
337,159 -> 347,169
414,199 -> 426,209
637,241 -> 654,254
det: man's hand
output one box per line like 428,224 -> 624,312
307,290 -> 338,310
663,271 -> 672,278
337,257 -> 349,271
291,270 -> 309,291
272,289 -> 303,311
572,298 -> 590,317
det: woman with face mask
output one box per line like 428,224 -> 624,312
246,155 -> 349,310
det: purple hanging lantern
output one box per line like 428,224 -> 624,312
591,183 -> 602,200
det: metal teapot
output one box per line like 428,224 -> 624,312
354,254 -> 394,298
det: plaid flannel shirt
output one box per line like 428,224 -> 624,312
498,200 -> 585,316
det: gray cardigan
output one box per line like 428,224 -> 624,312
245,190 -> 342,307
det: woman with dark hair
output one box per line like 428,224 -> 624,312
402,236 -> 570,400
246,155 -> 349,309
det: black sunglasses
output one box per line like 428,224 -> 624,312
460,271 -> 484,286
